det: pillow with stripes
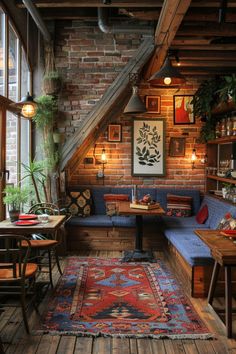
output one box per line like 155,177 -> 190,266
166,193 -> 192,217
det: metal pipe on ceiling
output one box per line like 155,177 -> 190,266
98,8 -> 154,34
22,0 -> 51,42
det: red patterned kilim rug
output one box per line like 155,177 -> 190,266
37,257 -> 212,339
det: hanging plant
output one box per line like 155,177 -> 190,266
43,43 -> 62,95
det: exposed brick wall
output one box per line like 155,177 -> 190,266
54,20 -> 206,192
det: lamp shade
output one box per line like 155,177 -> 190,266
148,57 -> 185,86
124,86 -> 147,114
16,92 -> 37,118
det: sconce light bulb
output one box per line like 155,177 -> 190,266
164,77 -> 172,85
101,149 -> 106,162
177,62 -> 181,67
191,149 -> 197,161
21,103 -> 36,118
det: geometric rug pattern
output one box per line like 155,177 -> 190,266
37,257 -> 212,339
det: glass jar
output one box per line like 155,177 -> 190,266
221,118 -> 226,137
215,121 -> 221,138
231,111 -> 236,135
226,116 -> 233,136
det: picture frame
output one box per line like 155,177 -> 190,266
132,118 -> 165,176
173,95 -> 195,125
169,137 -> 185,157
108,124 -> 122,142
146,95 -> 161,113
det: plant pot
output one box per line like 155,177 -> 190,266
53,132 -> 65,144
9,209 -> 20,222
43,77 -> 61,95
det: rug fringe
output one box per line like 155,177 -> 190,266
31,330 -> 214,340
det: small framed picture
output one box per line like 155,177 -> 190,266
146,95 -> 161,113
174,95 -> 195,124
169,137 -> 185,157
108,124 -> 122,142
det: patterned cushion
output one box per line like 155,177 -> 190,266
66,189 -> 92,217
217,212 -> 236,230
166,194 -> 192,217
104,194 -> 129,216
196,205 -> 208,224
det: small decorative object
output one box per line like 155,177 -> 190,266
130,194 -> 159,210
169,137 -> 185,157
221,118 -> 226,137
38,214 -> 49,224
146,95 -> 161,113
132,119 -> 165,176
174,95 -> 195,125
108,124 -> 122,142
131,185 -> 138,204
226,116 -> 232,136
215,121 -> 221,138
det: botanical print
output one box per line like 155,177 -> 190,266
132,119 -> 165,176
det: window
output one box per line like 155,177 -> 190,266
0,6 -> 32,218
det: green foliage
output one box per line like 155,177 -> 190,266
217,74 -> 236,104
43,71 -> 60,80
192,77 -> 224,120
3,185 -> 29,210
21,160 -> 47,203
136,122 -> 161,166
33,95 -> 58,129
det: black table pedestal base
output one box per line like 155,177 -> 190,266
122,250 -> 156,262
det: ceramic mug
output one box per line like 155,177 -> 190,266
38,214 -> 49,223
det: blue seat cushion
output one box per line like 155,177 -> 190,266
111,216 -> 136,227
202,195 -> 236,229
66,215 -> 113,227
161,215 -> 210,229
164,229 -> 213,266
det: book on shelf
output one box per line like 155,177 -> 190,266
130,202 -> 160,210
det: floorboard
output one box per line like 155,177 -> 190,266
1,250 -> 236,354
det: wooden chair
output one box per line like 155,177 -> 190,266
21,203 -> 62,288
0,234 -> 38,334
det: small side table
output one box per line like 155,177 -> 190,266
195,229 -> 236,338
118,201 -> 165,262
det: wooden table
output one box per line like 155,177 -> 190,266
118,201 -> 165,262
0,215 -> 66,238
195,229 -> 236,338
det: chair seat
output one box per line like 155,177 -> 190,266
0,263 -> 38,280
21,239 -> 58,248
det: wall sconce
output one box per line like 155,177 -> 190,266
124,73 -> 147,114
148,51 -> 185,87
191,148 -> 197,169
93,145 -> 107,182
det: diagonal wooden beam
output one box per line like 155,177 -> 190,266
144,0 -> 192,80
60,36 -> 154,171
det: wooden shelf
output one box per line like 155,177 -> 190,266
207,136 -> 236,144
207,175 -> 236,184
212,100 -> 236,116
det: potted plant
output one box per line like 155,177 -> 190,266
3,185 -> 28,222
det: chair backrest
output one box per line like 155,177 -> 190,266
0,234 -> 31,280
28,203 -> 60,215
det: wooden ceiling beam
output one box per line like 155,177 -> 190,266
174,51 -> 236,60
190,1 -> 236,8
144,0 -> 191,80
171,44 -> 236,50
172,38 -> 211,45
174,61 -> 236,67
178,24 -> 236,37
16,0 -> 163,8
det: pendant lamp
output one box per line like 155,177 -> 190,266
148,55 -> 185,87
15,10 -> 37,118
124,73 -> 147,114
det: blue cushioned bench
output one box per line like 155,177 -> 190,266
65,187 -> 235,297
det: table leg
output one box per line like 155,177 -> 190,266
225,266 -> 232,338
207,260 -> 220,305
122,215 -> 154,262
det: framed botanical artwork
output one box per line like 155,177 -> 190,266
169,137 -> 185,157
173,95 -> 195,124
132,118 -> 165,176
146,95 -> 161,113
108,124 -> 122,142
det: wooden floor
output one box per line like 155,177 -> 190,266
1,250 -> 236,354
